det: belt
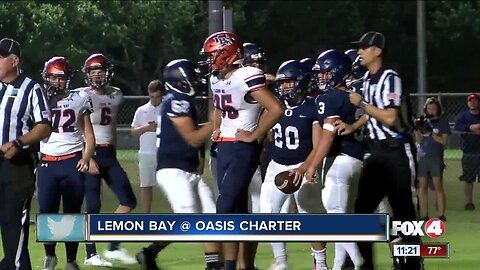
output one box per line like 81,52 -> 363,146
96,144 -> 114,147
42,153 -> 77,162
214,137 -> 236,142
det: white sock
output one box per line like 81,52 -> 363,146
333,243 -> 347,267
311,247 -> 327,264
343,242 -> 364,267
271,242 -> 287,264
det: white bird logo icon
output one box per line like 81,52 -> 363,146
47,215 -> 77,240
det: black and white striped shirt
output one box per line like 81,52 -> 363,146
362,68 -> 413,141
0,73 -> 51,145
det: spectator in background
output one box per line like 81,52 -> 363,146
454,93 -> 480,211
131,80 -> 164,213
415,97 -> 450,221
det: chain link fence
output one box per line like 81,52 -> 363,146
116,93 -> 477,161
116,96 -> 210,161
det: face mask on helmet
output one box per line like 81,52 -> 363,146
313,50 -> 352,93
83,54 -> 113,89
42,57 -> 72,99
164,59 -> 203,97
200,31 -> 242,76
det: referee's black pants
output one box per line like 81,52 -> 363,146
0,151 -> 35,270
354,140 -> 421,270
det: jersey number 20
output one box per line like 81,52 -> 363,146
272,123 -> 299,150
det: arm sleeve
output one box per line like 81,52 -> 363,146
382,74 -> 402,108
29,84 -> 51,124
131,108 -> 141,128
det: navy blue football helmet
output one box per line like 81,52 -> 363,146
164,59 -> 203,96
345,49 -> 367,81
243,42 -> 266,70
313,49 -> 352,92
275,60 -> 309,103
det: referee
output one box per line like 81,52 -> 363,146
347,32 -> 422,270
0,38 -> 51,270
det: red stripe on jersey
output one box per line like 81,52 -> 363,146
244,73 -> 263,82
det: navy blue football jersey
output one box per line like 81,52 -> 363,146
270,99 -> 318,165
315,89 -> 364,160
157,91 -> 199,172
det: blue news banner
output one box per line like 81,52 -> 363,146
37,214 -> 389,242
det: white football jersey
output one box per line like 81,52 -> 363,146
77,86 -> 123,145
40,90 -> 93,156
210,66 -> 265,138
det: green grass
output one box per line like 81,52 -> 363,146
3,155 -> 480,269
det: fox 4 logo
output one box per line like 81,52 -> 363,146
391,218 -> 445,238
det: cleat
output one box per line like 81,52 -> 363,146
103,248 -> 137,265
84,254 -> 113,267
43,256 -> 57,270
136,248 -> 160,270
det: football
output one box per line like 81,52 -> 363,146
275,171 -> 301,194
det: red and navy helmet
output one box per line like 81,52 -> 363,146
42,56 -> 73,98
82,53 -> 113,88
313,49 -> 352,92
200,31 -> 242,75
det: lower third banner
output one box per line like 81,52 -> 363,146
36,214 -> 389,242
90,214 -> 387,242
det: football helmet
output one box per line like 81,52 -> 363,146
164,59 -> 203,97
313,49 -> 352,92
345,49 -> 367,81
42,56 -> 73,98
275,60 -> 309,104
200,31 -> 242,74
243,42 -> 266,70
82,53 -> 113,88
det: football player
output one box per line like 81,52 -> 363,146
38,57 -> 95,270
293,50 -> 365,270
137,59 -> 218,270
79,54 -> 137,266
260,60 -> 327,270
201,31 -> 284,270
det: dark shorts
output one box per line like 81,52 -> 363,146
459,155 -> 480,183
417,156 -> 444,178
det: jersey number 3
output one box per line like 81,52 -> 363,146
214,94 -> 239,119
272,123 -> 299,150
52,109 -> 76,133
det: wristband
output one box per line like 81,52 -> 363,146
11,139 -> 24,149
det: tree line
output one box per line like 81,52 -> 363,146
1,0 -> 477,95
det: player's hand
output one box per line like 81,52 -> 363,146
348,90 -> 363,106
0,142 -> 18,159
77,158 -> 90,172
289,165 -> 307,186
235,129 -> 256,143
265,73 -> 276,83
211,129 -> 221,141
334,119 -> 354,135
88,158 -> 100,175
304,166 -> 318,184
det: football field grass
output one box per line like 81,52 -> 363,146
2,151 -> 480,269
